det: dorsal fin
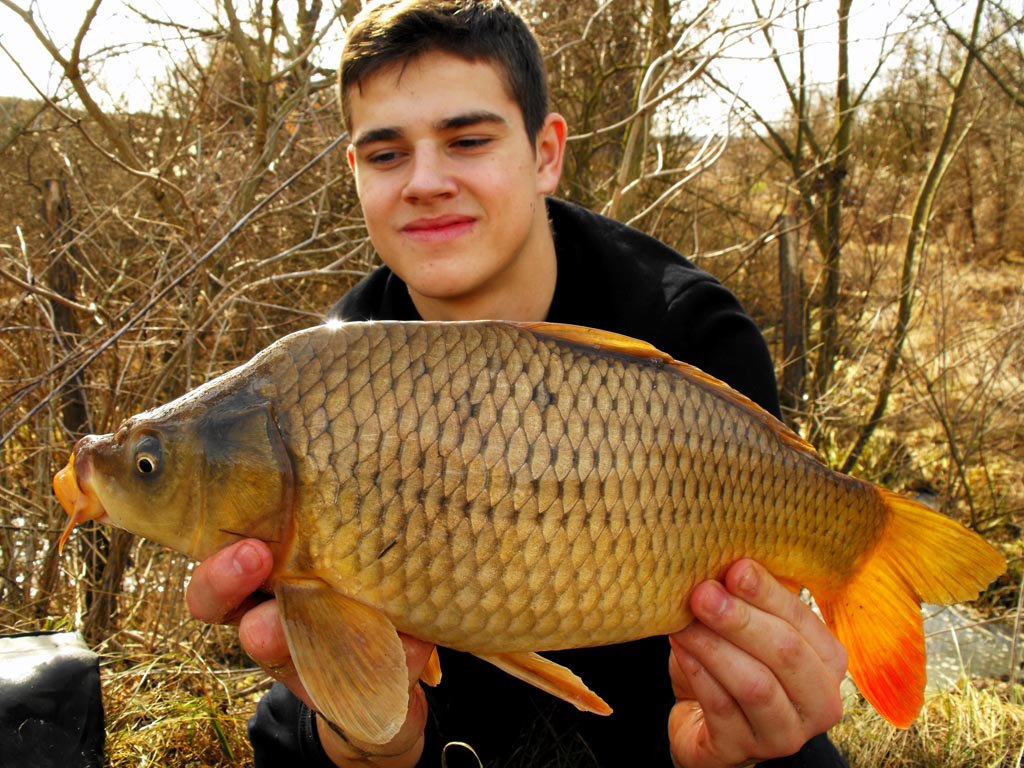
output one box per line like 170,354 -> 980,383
517,322 -> 672,362
513,321 -> 823,466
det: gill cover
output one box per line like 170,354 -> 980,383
195,401 -> 294,558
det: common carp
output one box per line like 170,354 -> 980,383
53,320 -> 1005,743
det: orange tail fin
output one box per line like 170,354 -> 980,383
817,490 -> 1005,728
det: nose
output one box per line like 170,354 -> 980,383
402,145 -> 457,203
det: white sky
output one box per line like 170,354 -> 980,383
0,0 -> 347,112
0,0 -> 968,123
0,0 -> 206,111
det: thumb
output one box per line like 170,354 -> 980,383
669,700 -> 751,768
669,699 -> 709,768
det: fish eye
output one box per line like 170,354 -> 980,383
133,435 -> 163,478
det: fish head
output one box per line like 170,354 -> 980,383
55,417 -> 203,553
54,397 -> 294,561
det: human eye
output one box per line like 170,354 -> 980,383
365,148 -> 406,167
451,135 -> 493,151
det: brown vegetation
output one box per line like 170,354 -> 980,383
0,1 -> 1021,764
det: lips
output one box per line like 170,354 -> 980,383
400,214 -> 476,243
54,447 -> 109,553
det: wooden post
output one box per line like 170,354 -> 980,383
41,177 -> 89,438
777,214 -> 806,423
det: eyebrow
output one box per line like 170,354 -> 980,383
352,110 -> 508,148
438,110 -> 507,131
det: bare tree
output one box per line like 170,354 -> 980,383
703,0 -> 903,437
842,0 -> 987,472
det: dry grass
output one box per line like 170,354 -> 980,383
833,682 -> 1024,767
91,661 -> 1024,767
101,625 -> 264,766
102,658 -> 261,767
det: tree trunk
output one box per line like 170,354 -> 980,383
811,0 -> 854,417
37,177 -> 88,616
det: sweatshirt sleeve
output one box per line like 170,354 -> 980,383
248,683 -> 338,767
759,733 -> 848,767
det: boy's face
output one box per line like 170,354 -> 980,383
345,51 -> 565,320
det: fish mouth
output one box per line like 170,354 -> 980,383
53,448 -> 109,553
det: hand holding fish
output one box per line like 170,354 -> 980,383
185,539 -> 431,767
667,560 -> 847,767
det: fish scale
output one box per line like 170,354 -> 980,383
262,322 -> 845,652
53,319 -> 1006,740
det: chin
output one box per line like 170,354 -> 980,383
407,273 -> 483,302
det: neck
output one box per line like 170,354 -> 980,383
410,281 -> 555,321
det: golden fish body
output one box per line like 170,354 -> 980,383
275,321 -> 874,650
54,320 -> 1005,743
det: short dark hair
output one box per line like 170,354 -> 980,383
339,0 -> 549,142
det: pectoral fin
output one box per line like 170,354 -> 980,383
475,651 -> 612,715
276,580 -> 407,745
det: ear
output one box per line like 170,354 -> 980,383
346,144 -> 357,172
535,112 -> 567,195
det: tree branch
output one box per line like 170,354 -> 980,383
0,0 -> 187,226
929,0 -> 1024,108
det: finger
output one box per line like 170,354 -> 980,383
669,701 -> 759,768
668,643 -> 693,701
234,588 -> 432,766
238,599 -> 434,756
694,570 -> 842,706
724,560 -> 848,683
668,698 -> 708,768
683,581 -> 841,744
186,539 -> 274,625
238,597 -> 312,701
675,617 -> 805,748
239,605 -> 434,708
400,634 -> 437,688
669,638 -> 707,702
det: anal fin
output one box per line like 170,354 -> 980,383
276,580 -> 408,745
420,646 -> 442,687
476,651 -> 612,715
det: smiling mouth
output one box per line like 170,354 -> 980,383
401,216 -> 475,243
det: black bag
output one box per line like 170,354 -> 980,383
0,632 -> 104,768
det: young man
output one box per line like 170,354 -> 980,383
187,1 -> 849,765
